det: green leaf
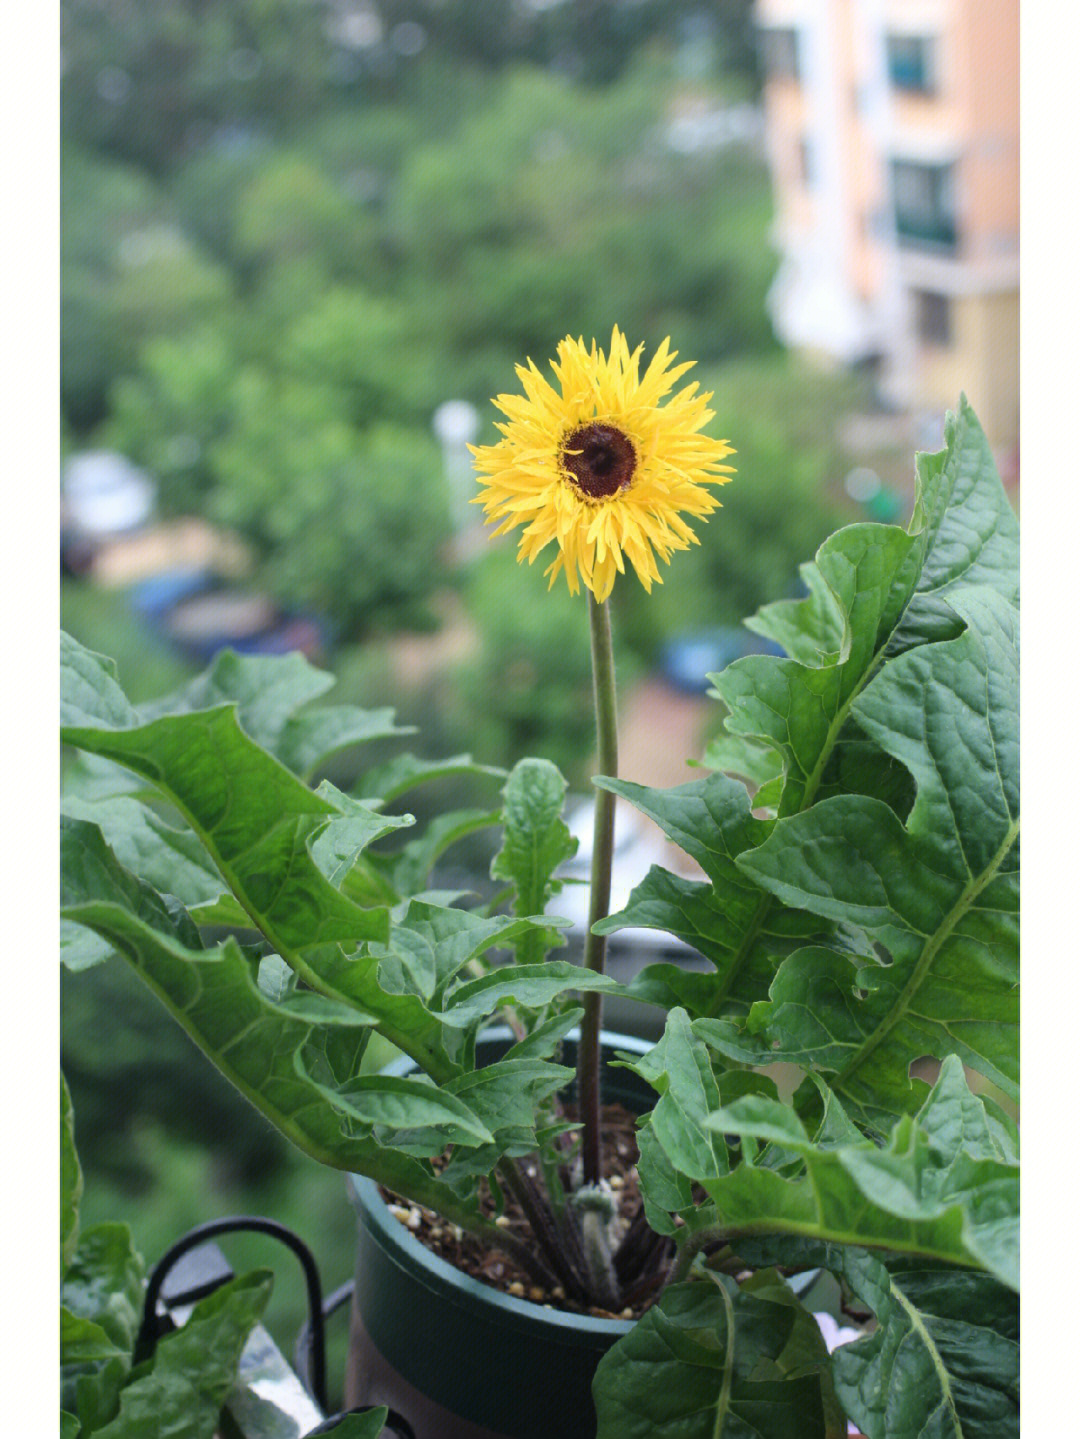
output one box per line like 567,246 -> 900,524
490,758 -> 578,964
61,633 -> 137,730
744,556 -> 846,665
387,806 -> 501,898
738,588 -> 1019,1114
615,1010 -> 727,1182
695,1059 -> 1018,1287
359,751 -> 506,803
60,817 -> 481,1219
887,396 -> 1020,655
308,781 -> 415,888
61,1073 -> 83,1273
440,961 -> 621,1027
61,633 -> 390,958
737,1269 -> 847,1439
306,1413 -> 390,1439
612,403 -> 1019,1076
71,1359 -> 128,1435
595,774 -> 823,1019
61,1307 -> 129,1367
60,1413 -> 80,1439
92,1268 -> 274,1439
276,707 -> 413,779
61,1222 -> 145,1357
502,1007 -> 584,1061
710,521 -> 917,816
61,916 -> 115,971
60,794 -> 227,909
831,1253 -> 1018,1439
593,1275 -> 834,1439
136,648 -> 415,779
444,1058 -> 573,1136
371,900 -> 566,1003
296,1066 -> 495,1147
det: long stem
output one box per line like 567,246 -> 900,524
578,595 -> 619,1185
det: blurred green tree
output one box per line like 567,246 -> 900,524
61,0 -> 338,174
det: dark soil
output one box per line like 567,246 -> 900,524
378,1102 -> 665,1320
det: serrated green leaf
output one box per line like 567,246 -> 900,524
60,1412 -> 80,1439
593,1275 -> 832,1439
61,633 -> 137,730
699,728 -> 784,793
61,1222 -> 145,1357
359,751 -> 506,803
440,961 -> 621,1027
490,758 -> 577,964
62,1307 -> 130,1367
831,1253 -> 1018,1439
296,1065 -> 495,1146
371,900 -> 566,1004
61,633 -> 390,960
738,589 -> 1018,1114
711,521 -> 917,816
502,1007 -> 584,1061
60,793 -> 227,909
595,774 -> 824,1019
60,817 -> 481,1221
139,647 -> 333,730
744,557 -> 846,665
309,781 -> 415,888
92,1268 -> 274,1439
387,806 -> 501,898
692,1060 -> 1018,1287
444,1058 -> 573,1135
307,1413 -> 390,1438
61,1073 -> 83,1273
136,649 -> 415,779
888,396 -> 1019,655
615,1010 -> 727,1181
277,707 -> 413,779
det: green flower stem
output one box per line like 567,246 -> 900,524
579,595 -> 619,1185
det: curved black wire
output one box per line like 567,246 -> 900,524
296,1278 -> 416,1438
135,1214 -> 328,1414
296,1278 -> 355,1400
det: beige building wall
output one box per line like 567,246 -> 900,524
755,0 -> 1018,461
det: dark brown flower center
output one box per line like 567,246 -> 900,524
560,424 -> 637,500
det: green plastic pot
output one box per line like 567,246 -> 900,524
344,1028 -> 653,1439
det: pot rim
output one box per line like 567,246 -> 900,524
347,1025 -> 652,1341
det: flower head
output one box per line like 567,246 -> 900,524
470,326 -> 734,601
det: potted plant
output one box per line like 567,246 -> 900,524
61,331 -> 1018,1439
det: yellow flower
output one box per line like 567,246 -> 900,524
470,326 -> 735,602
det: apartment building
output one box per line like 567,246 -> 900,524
754,0 -> 1018,461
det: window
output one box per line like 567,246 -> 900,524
758,26 -> 800,82
913,289 -> 951,346
886,33 -> 937,94
891,159 -> 957,250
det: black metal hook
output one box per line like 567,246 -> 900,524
134,1214 -> 329,1413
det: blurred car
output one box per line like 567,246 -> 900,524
131,569 -> 327,665
659,626 -> 785,694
